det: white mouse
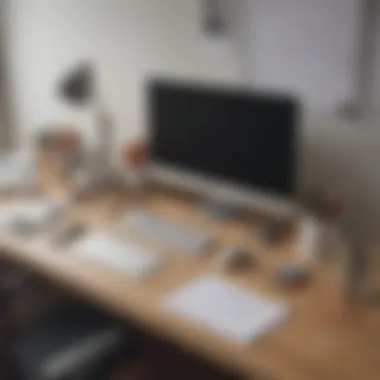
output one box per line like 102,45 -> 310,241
217,246 -> 255,271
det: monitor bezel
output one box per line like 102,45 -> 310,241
146,78 -> 302,219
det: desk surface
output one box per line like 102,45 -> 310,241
1,163 -> 380,380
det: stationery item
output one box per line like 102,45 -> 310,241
164,275 -> 290,343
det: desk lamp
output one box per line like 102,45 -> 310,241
57,62 -> 116,199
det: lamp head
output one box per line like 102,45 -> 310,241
58,62 -> 94,106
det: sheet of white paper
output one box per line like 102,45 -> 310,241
0,197 -> 65,231
164,276 -> 290,343
0,152 -> 34,189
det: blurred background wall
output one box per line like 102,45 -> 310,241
2,0 -> 244,146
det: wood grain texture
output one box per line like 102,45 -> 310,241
0,161 -> 379,380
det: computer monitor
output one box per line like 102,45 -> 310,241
147,79 -> 300,217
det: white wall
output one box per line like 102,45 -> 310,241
242,0 -> 380,236
248,0 -> 359,110
5,0 -> 243,146
372,2 -> 380,107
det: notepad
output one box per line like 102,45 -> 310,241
164,276 -> 290,343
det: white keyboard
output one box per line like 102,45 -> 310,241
125,212 -> 214,256
70,233 -> 164,278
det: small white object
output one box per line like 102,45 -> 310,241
126,211 -> 213,255
296,216 -> 321,262
164,275 -> 290,343
70,233 -> 164,278
0,197 -> 65,233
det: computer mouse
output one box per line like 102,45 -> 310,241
217,246 -> 256,271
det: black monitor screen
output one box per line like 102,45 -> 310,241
148,80 -> 298,197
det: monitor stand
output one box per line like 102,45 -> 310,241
198,196 -> 239,220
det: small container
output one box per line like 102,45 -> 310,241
121,140 -> 147,194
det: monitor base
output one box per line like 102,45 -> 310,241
198,198 -> 240,220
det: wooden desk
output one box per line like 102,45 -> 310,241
0,181 -> 380,380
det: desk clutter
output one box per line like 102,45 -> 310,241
0,199 -> 165,278
0,197 -> 66,236
0,196 -> 296,345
